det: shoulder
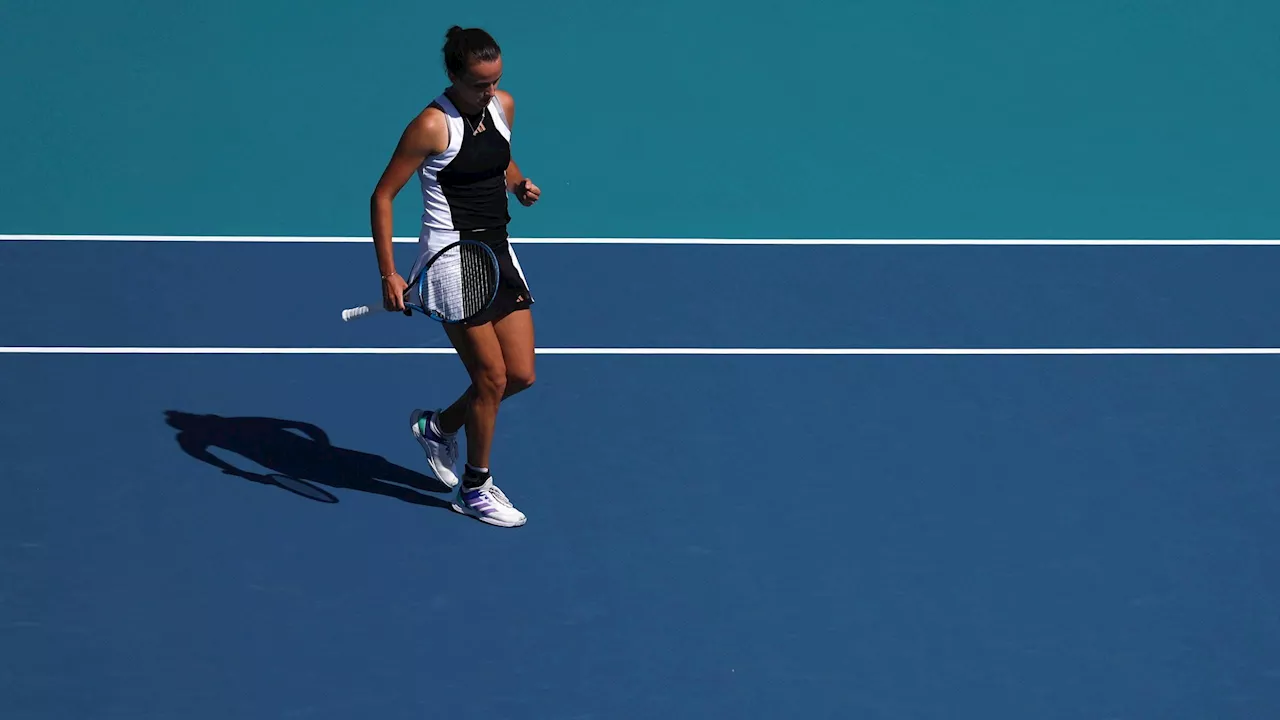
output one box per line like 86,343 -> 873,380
412,103 -> 449,138
496,90 -> 515,125
401,103 -> 450,155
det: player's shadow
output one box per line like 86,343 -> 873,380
163,410 -> 453,510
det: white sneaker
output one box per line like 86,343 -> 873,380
410,409 -> 459,488
452,476 -> 527,527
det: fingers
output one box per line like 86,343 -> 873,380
519,178 -> 541,206
382,274 -> 409,313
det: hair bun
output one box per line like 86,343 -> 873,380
441,26 -> 500,75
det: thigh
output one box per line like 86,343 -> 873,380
492,308 -> 535,379
443,321 -> 506,381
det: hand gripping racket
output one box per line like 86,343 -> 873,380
341,239 -> 501,324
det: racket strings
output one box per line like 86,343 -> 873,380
460,242 -> 498,316
422,242 -> 499,322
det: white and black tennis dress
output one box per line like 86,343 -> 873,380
410,91 -> 533,326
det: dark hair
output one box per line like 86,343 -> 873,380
442,26 -> 501,77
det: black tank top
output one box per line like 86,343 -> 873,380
417,93 -> 511,231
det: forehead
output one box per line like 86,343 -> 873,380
461,58 -> 503,83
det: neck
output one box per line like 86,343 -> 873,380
445,88 -> 485,115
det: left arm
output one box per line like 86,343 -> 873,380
499,90 -> 540,206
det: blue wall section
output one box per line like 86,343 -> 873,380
2,0 -> 1278,239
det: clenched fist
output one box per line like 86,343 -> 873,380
514,178 -> 541,207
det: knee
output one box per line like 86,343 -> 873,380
474,363 -> 507,400
507,366 -> 536,394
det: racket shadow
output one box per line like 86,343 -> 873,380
163,410 -> 454,511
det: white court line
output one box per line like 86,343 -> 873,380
4,234 -> 1280,246
2,347 -> 1279,355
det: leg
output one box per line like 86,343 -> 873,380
436,307 -> 536,432
494,308 -> 536,396
438,321 -> 507,471
438,312 -> 530,528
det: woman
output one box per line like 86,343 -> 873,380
368,26 -> 540,528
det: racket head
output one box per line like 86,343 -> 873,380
406,239 -> 501,324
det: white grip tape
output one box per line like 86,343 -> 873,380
341,304 -> 377,322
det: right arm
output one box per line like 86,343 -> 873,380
369,108 -> 448,311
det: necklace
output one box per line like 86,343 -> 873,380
463,107 -> 487,136
445,89 -> 487,135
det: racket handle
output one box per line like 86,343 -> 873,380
341,304 -> 378,321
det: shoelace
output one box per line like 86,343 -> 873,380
431,427 -> 458,459
475,485 -> 512,508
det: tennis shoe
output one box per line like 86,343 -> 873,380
410,408 -> 459,488
452,477 -> 526,528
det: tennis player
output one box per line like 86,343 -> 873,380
368,26 -> 539,528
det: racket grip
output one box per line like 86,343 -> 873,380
341,304 -> 378,321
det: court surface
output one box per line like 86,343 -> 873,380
5,2 -> 1280,719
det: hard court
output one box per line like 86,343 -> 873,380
3,2 -> 1280,718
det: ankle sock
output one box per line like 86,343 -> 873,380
463,464 -> 490,488
423,412 -> 455,440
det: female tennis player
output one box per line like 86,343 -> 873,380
368,26 -> 540,528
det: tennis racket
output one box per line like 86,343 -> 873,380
341,239 -> 501,324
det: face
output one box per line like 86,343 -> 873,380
449,57 -> 503,112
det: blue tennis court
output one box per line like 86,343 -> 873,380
5,2 -> 1280,719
